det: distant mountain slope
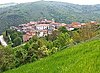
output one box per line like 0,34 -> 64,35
0,3 -> 17,8
4,40 -> 100,73
0,1 -> 100,33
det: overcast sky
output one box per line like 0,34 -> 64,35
0,0 -> 100,5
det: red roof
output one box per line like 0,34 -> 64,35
36,24 -> 50,26
23,31 -> 36,42
30,21 -> 37,24
72,22 -> 81,25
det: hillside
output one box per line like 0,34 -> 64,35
0,3 -> 17,8
0,1 -> 100,33
4,40 -> 100,73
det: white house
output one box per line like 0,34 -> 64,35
36,24 -> 50,30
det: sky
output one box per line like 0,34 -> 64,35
0,0 -> 100,5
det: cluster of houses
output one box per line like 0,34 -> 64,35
10,19 -> 97,42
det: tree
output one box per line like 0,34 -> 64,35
4,29 -> 23,45
51,47 -> 58,54
0,46 -> 14,72
13,37 -> 22,47
23,43 -> 38,63
78,23 -> 98,41
38,46 -> 49,58
46,30 -> 60,41
14,47 -> 28,67
2,31 -> 10,43
30,43 -> 39,50
46,41 -> 53,49
10,32 -> 18,42
71,23 -> 98,43
55,32 -> 71,49
29,36 -> 38,44
72,31 -> 81,43
22,42 -> 30,50
58,26 -> 68,33
37,38 -> 47,47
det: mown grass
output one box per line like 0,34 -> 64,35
4,40 -> 100,73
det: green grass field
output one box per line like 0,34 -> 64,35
4,40 -> 100,73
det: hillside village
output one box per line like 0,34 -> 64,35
0,19 -> 98,47
0,1 -> 100,73
10,19 -> 98,42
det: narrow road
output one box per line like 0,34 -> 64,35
0,35 -> 7,47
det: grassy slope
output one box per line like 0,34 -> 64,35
4,40 -> 100,73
